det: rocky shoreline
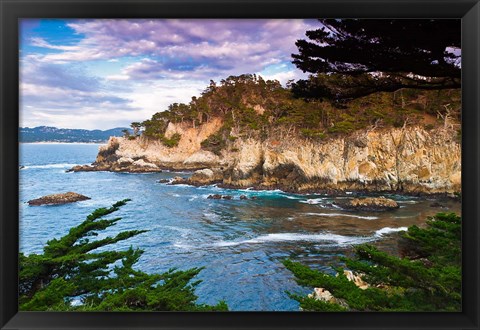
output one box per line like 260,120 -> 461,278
68,163 -> 462,202
67,124 -> 461,197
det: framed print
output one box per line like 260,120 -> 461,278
1,0 -> 479,329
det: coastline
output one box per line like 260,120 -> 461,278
67,162 -> 461,201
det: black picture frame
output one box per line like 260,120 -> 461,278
1,0 -> 479,329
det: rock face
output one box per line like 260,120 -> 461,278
70,119 -> 461,195
187,168 -> 224,186
307,270 -> 368,310
308,288 -> 348,308
341,270 -> 369,290
339,197 -> 399,212
28,192 -> 90,206
222,127 -> 461,194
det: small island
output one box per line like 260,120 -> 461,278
27,192 -> 91,206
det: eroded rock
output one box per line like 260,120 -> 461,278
188,168 -> 223,186
207,194 -> 222,200
28,192 -> 90,206
169,176 -> 189,185
339,196 -> 399,211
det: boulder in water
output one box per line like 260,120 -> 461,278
339,196 -> 399,211
207,194 -> 223,200
28,192 -> 90,206
169,176 -> 189,185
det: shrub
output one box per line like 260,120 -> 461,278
300,128 -> 326,140
161,133 -> 181,148
284,213 -> 461,312
19,200 -> 228,311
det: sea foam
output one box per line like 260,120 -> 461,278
304,212 -> 378,220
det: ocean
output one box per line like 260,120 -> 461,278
19,142 -> 461,311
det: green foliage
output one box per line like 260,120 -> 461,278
121,129 -> 130,138
130,122 -> 143,136
424,124 -> 435,131
130,73 -> 460,157
161,133 -> 182,148
201,128 -> 229,156
284,213 -> 461,312
300,128 -> 325,140
19,200 -> 228,311
292,20 -> 460,101
328,120 -> 356,134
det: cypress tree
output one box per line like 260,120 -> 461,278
19,200 -> 228,311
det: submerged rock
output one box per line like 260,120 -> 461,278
207,194 -> 233,200
240,195 -> 248,200
67,165 -> 96,172
339,196 -> 399,211
28,192 -> 90,206
67,163 -> 162,173
169,176 -> 189,185
157,179 -> 170,184
430,202 -> 447,208
207,194 -> 222,200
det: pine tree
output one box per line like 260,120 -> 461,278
292,19 -> 460,101
19,200 -> 228,311
283,213 -> 461,311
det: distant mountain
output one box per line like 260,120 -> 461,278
19,126 -> 132,143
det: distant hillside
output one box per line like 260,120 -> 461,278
19,126 -> 131,143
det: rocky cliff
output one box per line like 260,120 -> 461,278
70,120 -> 461,195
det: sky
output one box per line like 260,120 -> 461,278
20,19 -> 319,129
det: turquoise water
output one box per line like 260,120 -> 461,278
19,143 -> 461,311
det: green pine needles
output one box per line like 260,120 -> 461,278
19,200 -> 228,311
283,213 -> 461,312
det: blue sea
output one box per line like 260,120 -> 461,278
19,143 -> 461,311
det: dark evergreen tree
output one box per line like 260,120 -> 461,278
284,213 -> 461,311
19,200 -> 228,311
292,19 -> 461,101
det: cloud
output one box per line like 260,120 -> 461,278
21,55 -> 100,92
30,37 -> 81,51
19,57 -> 139,129
33,19 -> 319,80
20,19 -> 320,129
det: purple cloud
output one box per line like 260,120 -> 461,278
21,56 -> 100,92
36,19 -> 318,80
20,19 -> 318,129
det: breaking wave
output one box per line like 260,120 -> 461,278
304,212 -> 378,220
174,226 -> 407,249
22,163 -> 78,169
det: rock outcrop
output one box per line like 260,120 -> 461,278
69,119 -> 461,195
28,192 -> 90,206
308,287 -> 349,308
307,270 -> 369,310
337,197 -> 399,212
187,168 -> 224,186
221,127 -> 461,195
